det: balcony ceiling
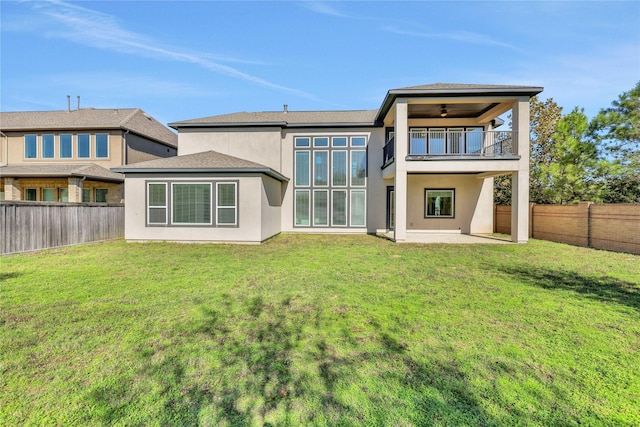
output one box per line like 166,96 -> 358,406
408,102 -> 499,119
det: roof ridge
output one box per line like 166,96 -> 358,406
119,108 -> 143,128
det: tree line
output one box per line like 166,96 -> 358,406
495,82 -> 640,204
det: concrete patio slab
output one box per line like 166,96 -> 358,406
379,232 -> 512,244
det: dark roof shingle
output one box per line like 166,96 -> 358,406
112,150 -> 288,182
170,110 -> 378,128
0,108 -> 178,148
0,163 -> 123,182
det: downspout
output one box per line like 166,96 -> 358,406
122,129 -> 130,165
0,131 -> 8,165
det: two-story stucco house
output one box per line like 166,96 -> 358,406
0,108 -> 178,203
113,83 -> 542,243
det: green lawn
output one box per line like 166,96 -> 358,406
1,235 -> 639,426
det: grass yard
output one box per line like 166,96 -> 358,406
1,234 -> 639,426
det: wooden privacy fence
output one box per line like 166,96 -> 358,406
0,202 -> 124,255
494,203 -> 640,255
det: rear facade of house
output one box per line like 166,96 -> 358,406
114,83 -> 542,243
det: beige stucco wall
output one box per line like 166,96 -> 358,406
177,128 -> 282,171
405,174 -> 493,234
122,173 -> 280,244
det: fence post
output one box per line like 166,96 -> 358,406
529,203 -> 535,238
587,201 -> 593,248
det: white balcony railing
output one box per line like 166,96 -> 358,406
407,130 -> 516,157
382,130 -> 517,166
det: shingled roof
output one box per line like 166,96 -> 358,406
169,110 -> 378,129
0,163 -> 123,182
112,150 -> 288,182
0,108 -> 178,148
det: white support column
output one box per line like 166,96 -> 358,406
394,100 -> 408,242
511,97 -> 530,243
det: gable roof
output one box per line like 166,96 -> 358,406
169,110 -> 378,129
0,163 -> 123,182
0,108 -> 178,148
112,150 -> 288,182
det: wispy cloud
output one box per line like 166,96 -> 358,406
23,0 -> 315,99
383,26 -> 522,51
301,1 -> 349,18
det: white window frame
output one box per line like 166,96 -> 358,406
331,189 -> 348,227
60,134 -> 73,159
216,182 -> 237,226
351,136 -> 366,147
313,150 -> 329,187
77,134 -> 91,158
313,136 -> 329,147
332,136 -> 347,147
294,137 -> 311,148
350,150 -> 366,187
24,135 -> 37,159
313,189 -> 329,227
147,182 -> 168,225
95,133 -> 109,159
294,150 -> 310,187
294,189 -> 310,227
350,190 -> 366,227
171,182 -> 213,225
42,134 -> 55,159
331,150 -> 348,187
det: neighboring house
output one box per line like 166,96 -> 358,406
113,83 -> 542,243
0,108 -> 178,203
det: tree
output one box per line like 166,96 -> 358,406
529,96 -> 564,203
590,82 -> 640,203
540,108 -> 604,204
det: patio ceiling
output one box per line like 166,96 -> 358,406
408,102 -> 499,119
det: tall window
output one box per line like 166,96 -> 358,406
147,183 -> 168,224
59,188 -> 69,203
172,183 -> 211,225
25,135 -> 37,158
425,189 -> 455,218
78,134 -> 90,158
216,182 -> 237,225
295,190 -> 310,226
95,134 -> 109,158
42,135 -> 55,159
60,134 -> 73,158
294,135 -> 367,228
295,151 -> 310,186
82,188 -> 91,202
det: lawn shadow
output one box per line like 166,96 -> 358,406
85,295 -> 502,425
0,271 -> 22,282
497,264 -> 640,311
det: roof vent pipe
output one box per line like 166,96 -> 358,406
67,95 -> 71,112
77,96 -> 80,110
283,104 -> 288,113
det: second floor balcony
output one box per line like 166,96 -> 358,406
383,129 -> 517,167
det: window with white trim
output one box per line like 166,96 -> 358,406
95,134 -> 109,158
60,134 -> 73,158
147,183 -> 168,224
172,183 -> 212,225
78,134 -> 91,158
42,134 -> 55,159
146,181 -> 238,227
293,134 -> 367,228
216,182 -> 237,226
25,135 -> 37,159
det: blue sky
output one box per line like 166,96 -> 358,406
1,1 -> 639,127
